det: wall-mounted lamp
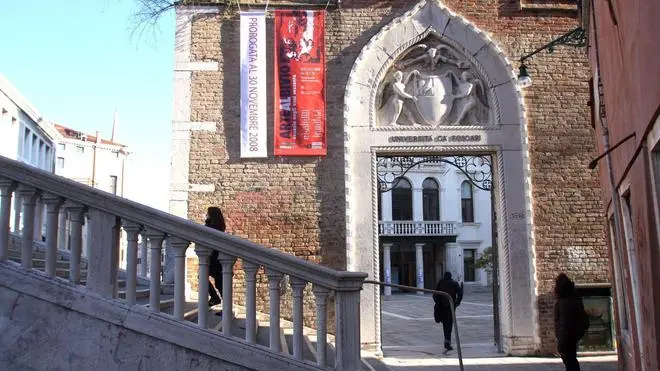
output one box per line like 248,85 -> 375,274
517,27 -> 587,89
517,64 -> 532,88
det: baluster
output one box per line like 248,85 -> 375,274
145,229 -> 165,312
42,195 -> 63,277
67,206 -> 85,283
194,245 -> 211,328
291,277 -> 307,360
243,261 -> 259,344
170,237 -> 190,320
313,285 -> 330,367
0,180 -> 16,261
218,253 -> 237,336
266,269 -> 283,351
139,231 -> 148,277
18,187 -> 39,269
123,222 -> 142,306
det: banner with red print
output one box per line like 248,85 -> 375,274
274,10 -> 326,156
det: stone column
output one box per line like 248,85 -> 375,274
383,243 -> 392,296
445,242 -> 462,283
415,242 -> 425,294
380,190 -> 393,221
412,186 -> 423,221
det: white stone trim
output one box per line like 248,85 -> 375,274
177,5 -> 222,15
189,184 -> 215,193
175,61 -> 219,71
170,8 -> 194,221
344,0 -> 537,355
172,121 -> 217,132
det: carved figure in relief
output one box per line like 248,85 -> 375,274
378,70 -> 421,127
446,71 -> 489,126
376,39 -> 491,127
396,44 -> 470,71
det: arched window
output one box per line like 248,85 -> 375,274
461,181 -> 474,223
392,178 -> 412,220
422,178 -> 440,221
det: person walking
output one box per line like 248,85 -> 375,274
554,273 -> 589,371
433,272 -> 463,351
205,207 -> 226,308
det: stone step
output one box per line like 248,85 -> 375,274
7,250 -> 88,268
8,256 -> 70,269
117,286 -> 151,300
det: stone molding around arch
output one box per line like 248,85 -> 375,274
343,0 -> 539,355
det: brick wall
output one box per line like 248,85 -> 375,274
182,0 -> 609,352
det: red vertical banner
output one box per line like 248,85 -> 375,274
274,10 -> 326,156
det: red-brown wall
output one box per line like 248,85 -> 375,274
588,0 -> 660,370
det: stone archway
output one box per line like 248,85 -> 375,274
343,0 -> 539,355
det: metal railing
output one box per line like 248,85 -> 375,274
364,280 -> 464,371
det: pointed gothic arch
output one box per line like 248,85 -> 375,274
343,0 -> 538,355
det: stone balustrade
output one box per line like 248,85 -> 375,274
0,156 -> 367,371
378,220 -> 457,236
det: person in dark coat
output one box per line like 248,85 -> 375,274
205,207 -> 226,307
554,273 -> 588,371
433,272 -> 463,351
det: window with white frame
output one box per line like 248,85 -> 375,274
422,178 -> 440,221
76,145 -> 85,154
391,177 -> 413,220
110,175 -> 118,195
56,157 -> 64,169
58,143 -> 65,152
461,181 -> 474,223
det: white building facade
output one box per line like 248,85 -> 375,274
378,156 -> 492,294
0,73 -> 58,239
52,123 -> 131,269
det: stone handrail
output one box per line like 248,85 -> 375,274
0,155 -> 366,371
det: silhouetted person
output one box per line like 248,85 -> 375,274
554,273 -> 589,371
433,272 -> 463,351
205,207 -> 226,307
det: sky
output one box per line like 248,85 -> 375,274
0,0 -> 175,211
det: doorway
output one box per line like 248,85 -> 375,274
377,153 -> 500,355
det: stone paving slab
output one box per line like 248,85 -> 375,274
375,293 -> 619,370
382,292 -> 495,347
364,353 -> 618,371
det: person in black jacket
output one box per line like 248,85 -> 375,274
205,207 -> 226,307
554,273 -> 588,371
433,272 -> 463,351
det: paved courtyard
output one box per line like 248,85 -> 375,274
364,292 -> 618,371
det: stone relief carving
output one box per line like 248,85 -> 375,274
376,38 -> 490,127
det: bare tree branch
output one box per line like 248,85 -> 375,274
129,0 -> 175,44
